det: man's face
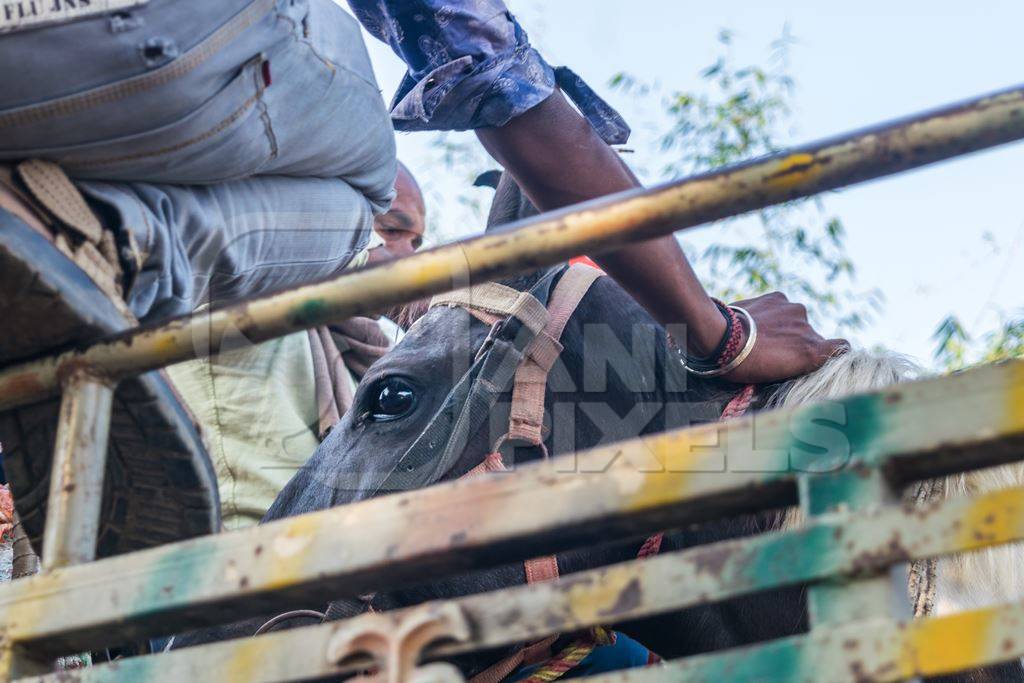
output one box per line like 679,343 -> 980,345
371,165 -> 425,261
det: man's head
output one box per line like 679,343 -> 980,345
369,162 -> 425,263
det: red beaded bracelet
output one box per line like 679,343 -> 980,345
678,303 -> 757,377
716,303 -> 745,368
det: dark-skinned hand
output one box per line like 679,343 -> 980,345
722,292 -> 848,384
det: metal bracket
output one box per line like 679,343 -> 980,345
325,603 -> 471,683
42,368 -> 115,570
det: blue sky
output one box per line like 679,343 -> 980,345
349,1 -> 1024,367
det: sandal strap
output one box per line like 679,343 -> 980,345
0,161 -> 136,320
17,159 -> 103,244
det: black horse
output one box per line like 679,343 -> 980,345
175,176 -> 1017,683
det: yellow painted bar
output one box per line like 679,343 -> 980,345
2,85 -> 1024,410
20,479 -> 1024,682
578,600 -> 1024,682
0,360 -> 1021,659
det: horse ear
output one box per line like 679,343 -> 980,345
480,172 -> 556,294
384,298 -> 430,332
473,169 -> 503,189
485,172 -> 541,233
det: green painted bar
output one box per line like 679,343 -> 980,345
579,600 -> 1024,682
0,81 -> 1021,683
801,468 -> 910,628
0,360 -> 1021,659
22,480 -> 1024,682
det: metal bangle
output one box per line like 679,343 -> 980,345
680,305 -> 757,377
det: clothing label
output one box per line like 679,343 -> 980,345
1,0 -> 149,34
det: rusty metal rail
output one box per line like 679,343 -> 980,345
3,83 -> 1024,682
0,360 -> 1019,655
590,600 -> 1024,683
18,482 -> 1024,682
2,84 -> 1024,411
4,359 -> 1024,681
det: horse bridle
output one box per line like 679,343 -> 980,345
368,265 -> 567,496
252,266 -> 578,637
251,263 -> 759,679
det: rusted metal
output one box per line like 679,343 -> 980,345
38,370 -> 114,570
801,469 -> 911,629
21,479 -> 1024,682
2,85 -> 1024,411
3,84 -> 1024,682
583,599 -> 1024,682
0,361 -> 1021,661
799,468 -> 922,683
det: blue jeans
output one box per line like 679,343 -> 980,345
0,0 -> 396,320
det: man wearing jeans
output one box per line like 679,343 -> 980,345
0,0 -> 841,379
0,0 -> 843,554
1,0 -> 396,324
0,0 -> 402,550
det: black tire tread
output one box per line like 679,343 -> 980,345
0,209 -> 219,559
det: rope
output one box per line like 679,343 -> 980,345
636,532 -> 663,559
719,384 -> 755,420
519,627 -> 616,683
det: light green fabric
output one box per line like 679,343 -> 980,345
168,334 -> 357,530
168,250 -> 369,530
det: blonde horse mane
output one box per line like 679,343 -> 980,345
770,349 -> 1024,616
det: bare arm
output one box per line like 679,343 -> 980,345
477,91 -> 847,382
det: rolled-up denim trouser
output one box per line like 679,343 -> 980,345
0,0 -> 397,321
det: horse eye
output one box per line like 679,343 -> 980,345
367,378 -> 417,422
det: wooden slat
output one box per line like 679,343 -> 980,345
22,480 -> 1024,682
1,361 -> 1022,657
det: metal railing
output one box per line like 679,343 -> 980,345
1,84 -> 1024,682
3,84 -> 1024,410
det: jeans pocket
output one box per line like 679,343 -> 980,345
4,56 -> 276,185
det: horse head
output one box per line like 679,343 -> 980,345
172,176 -> 1024,682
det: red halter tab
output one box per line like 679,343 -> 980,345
720,384 -> 756,421
568,255 -> 601,270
